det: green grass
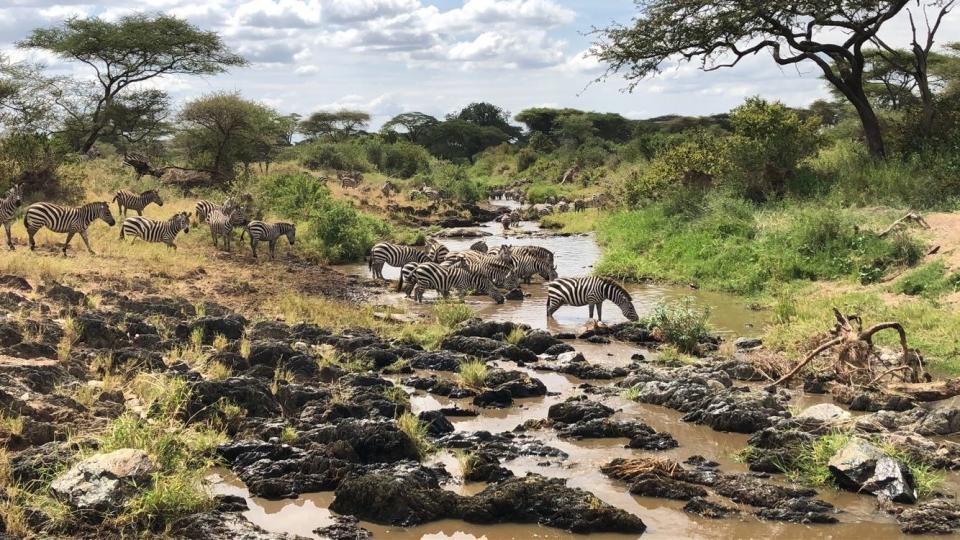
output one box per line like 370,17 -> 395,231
457,359 -> 489,389
396,412 -> 434,459
434,301 -> 474,328
541,209 -> 603,233
383,385 -> 411,408
643,297 -> 711,354
893,261 -> 960,299
763,286 -> 960,376
593,194 -> 925,295
454,449 -> 477,480
505,328 -> 526,345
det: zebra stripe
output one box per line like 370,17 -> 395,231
112,189 -> 163,217
397,262 -> 420,296
195,197 -> 237,224
120,212 -> 190,249
411,262 -> 504,304
368,242 -> 430,280
426,240 -> 449,262
244,221 -> 296,259
511,253 -> 558,284
546,277 -> 639,322
24,201 -> 116,255
1,184 -> 23,250
209,205 -> 248,252
512,245 -> 555,264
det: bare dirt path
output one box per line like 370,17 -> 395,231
925,212 -> 960,269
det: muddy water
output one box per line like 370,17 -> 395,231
218,202 -> 959,538
339,206 -> 766,337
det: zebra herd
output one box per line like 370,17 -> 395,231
0,185 -> 294,259
368,238 -> 639,321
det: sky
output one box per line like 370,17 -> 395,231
2,0 -> 958,128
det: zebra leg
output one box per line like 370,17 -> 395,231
597,302 -> 603,321
27,227 -> 36,251
250,239 -> 257,259
4,222 -> 13,250
62,232 -> 75,256
79,230 -> 96,255
588,304 -> 595,319
136,209 -> 142,217
269,239 -> 277,260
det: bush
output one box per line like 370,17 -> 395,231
299,141 -> 370,171
517,148 -> 537,172
364,139 -> 431,178
258,172 -> 390,262
643,297 -> 711,354
419,163 -> 485,203
894,261 -> 960,299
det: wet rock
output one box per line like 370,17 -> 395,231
301,420 -> 420,464
796,403 -> 851,423
547,397 -> 614,424
734,337 -> 762,350
409,351 -> 464,372
454,320 -> 520,340
473,389 -> 513,408
0,274 -> 32,290
544,343 -> 575,355
463,451 -> 514,483
827,438 -> 917,504
504,288 -> 525,301
494,345 -> 537,364
50,448 -> 156,516
458,474 -> 647,534
915,407 -> 960,436
554,418 -> 678,451
419,410 -> 455,436
897,499 -> 960,534
486,369 -> 547,398
682,497 -> 737,519
218,440 -> 356,498
628,474 -> 706,500
436,431 -> 568,461
42,282 -> 85,305
441,335 -> 504,357
517,331 -> 561,354
755,498 -> 839,523
330,465 -> 457,526
173,511 -> 305,539
534,352 -> 629,380
314,515 -> 372,540
187,377 -> 281,420
832,386 -> 915,412
439,406 -> 479,417
883,431 -> 960,470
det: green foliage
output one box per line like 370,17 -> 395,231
781,432 -> 851,487
894,261 -> 960,299
643,297 -> 711,354
434,301 -> 474,328
258,172 -> 390,262
418,162 -> 485,203
396,412 -> 434,459
299,140 -> 370,172
363,138 -> 431,178
298,109 -> 370,141
457,359 -> 489,389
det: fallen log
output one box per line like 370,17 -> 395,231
879,212 -> 930,237
884,378 -> 960,402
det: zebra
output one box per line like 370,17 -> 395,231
469,240 -> 488,253
397,262 -> 423,296
513,245 -> 555,265
24,201 -> 116,255
368,242 -> 431,280
463,256 -> 519,290
112,189 -> 163,217
412,262 -> 504,304
483,244 -> 513,262
242,221 -> 296,259
208,204 -> 248,252
195,197 -> 236,224
339,172 -> 362,188
120,211 -> 191,249
511,253 -> 558,284
1,184 -> 23,250
546,277 -> 639,322
426,239 -> 449,262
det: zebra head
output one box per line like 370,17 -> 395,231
543,264 -> 559,282
5,184 -> 23,207
143,190 -> 163,207
173,212 -> 190,234
91,201 -> 116,226
469,240 -> 488,253
503,270 -> 520,290
496,244 -> 512,261
283,223 -> 296,245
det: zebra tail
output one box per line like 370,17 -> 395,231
396,272 -> 404,292
111,194 -> 118,203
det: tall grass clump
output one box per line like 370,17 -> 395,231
434,301 -> 473,328
396,412 -> 434,459
457,359 -> 489,388
643,297 -> 711,354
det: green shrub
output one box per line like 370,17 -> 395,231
457,359 -> 489,388
517,148 -> 537,172
434,301 -> 473,328
364,139 -> 431,178
643,297 -> 711,354
299,141 -> 370,171
895,261 -> 960,299
418,162 -> 485,203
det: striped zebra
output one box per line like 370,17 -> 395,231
368,242 -> 431,280
412,262 -> 504,304
120,212 -> 191,249
397,262 -> 421,296
195,197 -> 236,224
208,204 -> 248,252
511,253 -> 558,284
112,189 -> 163,216
463,256 -> 519,290
24,201 -> 116,255
1,184 -> 23,250
426,239 -> 449,262
546,277 -> 639,322
243,221 -> 296,259
513,245 -> 555,264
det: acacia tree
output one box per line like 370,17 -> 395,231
19,14 -> 245,153
299,110 -> 371,141
381,112 -> 439,143
593,0 -> 921,158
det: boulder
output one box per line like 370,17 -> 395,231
179,316 -> 246,342
330,466 -> 457,526
187,377 -> 281,420
547,398 -> 614,424
517,331 -> 561,354
172,511 -> 305,539
628,474 -> 706,500
42,282 -> 85,305
898,499 -> 960,535
248,340 -> 298,367
50,448 -> 156,516
734,337 -> 762,350
473,389 -> 513,408
682,497 -> 737,519
796,403 -> 851,423
418,410 -> 455,436
76,315 -> 129,349
828,438 -> 917,503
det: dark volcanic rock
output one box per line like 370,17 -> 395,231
5,341 -> 56,359
628,474 -> 706,500
173,511 -> 303,539
682,497 -> 737,519
409,351 -> 464,372
218,440 -> 356,499
454,320 -> 520,340
554,418 -> 678,451
486,369 -> 546,398
42,282 -> 85,305
418,410 -> 455,436
330,465 -> 456,526
828,439 -> 917,504
473,389 -> 513,408
463,451 -> 514,483
300,420 -> 420,464
75,315 -> 129,349
109,347 -> 165,372
441,335 -> 504,357
187,377 -> 281,420
898,499 -> 960,535
516,331 -> 561,354
0,274 -> 32,290
178,315 -> 247,342
248,340 -> 298,367
435,431 -> 568,461
0,320 -> 22,347
547,397 -> 614,424
755,498 -> 839,524
314,515 -> 372,540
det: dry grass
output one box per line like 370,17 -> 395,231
600,457 -> 682,482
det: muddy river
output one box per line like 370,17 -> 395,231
211,200 -> 959,539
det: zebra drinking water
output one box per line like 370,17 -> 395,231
411,262 -> 505,304
1,184 -> 23,250
368,242 -> 432,280
24,201 -> 116,255
120,212 -> 191,249
243,221 -> 296,259
511,253 -> 558,284
546,277 -> 639,322
112,189 -> 163,216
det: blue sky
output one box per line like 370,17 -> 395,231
3,1 -> 957,128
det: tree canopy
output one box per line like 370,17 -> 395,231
299,110 -> 371,141
452,102 -> 522,140
19,14 -> 246,153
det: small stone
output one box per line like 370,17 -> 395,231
734,337 -> 762,350
796,403 -> 851,423
51,448 -> 156,517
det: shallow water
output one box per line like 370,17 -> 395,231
219,200 -> 959,539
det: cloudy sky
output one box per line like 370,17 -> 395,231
2,0 -> 958,128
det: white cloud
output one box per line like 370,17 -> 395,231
231,0 -> 323,28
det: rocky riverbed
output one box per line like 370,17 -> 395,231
2,271 -> 960,539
